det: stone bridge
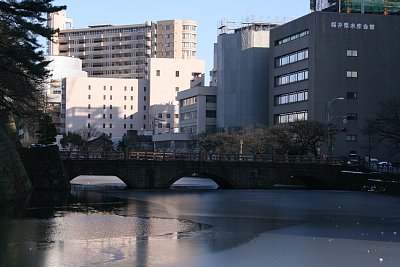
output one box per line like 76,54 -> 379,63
61,158 -> 369,190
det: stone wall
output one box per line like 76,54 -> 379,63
19,145 -> 70,191
0,114 -> 32,207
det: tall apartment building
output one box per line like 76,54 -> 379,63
48,11 -> 197,79
269,11 -> 400,160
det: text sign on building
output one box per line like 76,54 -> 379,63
330,22 -> 375,30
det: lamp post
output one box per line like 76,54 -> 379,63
326,97 -> 344,163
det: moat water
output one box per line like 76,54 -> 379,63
1,177 -> 400,267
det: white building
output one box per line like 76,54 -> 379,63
62,77 -> 149,141
148,58 -> 204,105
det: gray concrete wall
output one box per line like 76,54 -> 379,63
216,31 -> 270,131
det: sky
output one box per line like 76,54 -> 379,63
52,0 -> 311,78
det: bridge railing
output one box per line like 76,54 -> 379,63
59,150 -> 338,164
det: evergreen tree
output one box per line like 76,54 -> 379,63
36,113 -> 56,145
0,0 -> 65,116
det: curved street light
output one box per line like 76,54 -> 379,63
326,97 -> 344,163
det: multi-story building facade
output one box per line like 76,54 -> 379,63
177,85 -> 217,134
48,11 -> 198,79
214,22 -> 279,131
46,55 -> 87,134
269,11 -> 400,159
62,77 -> 149,141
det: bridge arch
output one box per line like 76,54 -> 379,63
167,171 -> 234,189
70,175 -> 127,187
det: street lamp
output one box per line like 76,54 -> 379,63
326,97 -> 344,163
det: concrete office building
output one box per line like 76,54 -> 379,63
177,85 -> 217,134
48,11 -> 198,79
214,22 -> 278,131
153,75 -> 217,152
269,11 -> 400,159
62,77 -> 148,141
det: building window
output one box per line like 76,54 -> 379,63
103,95 -> 106,100
88,104 -> 91,109
347,50 -> 358,57
103,123 -> 105,128
181,111 -> 197,120
206,95 -> 217,103
275,49 -> 309,67
275,29 -> 309,46
158,123 -> 163,128
131,96 -> 133,101
144,115 -> 146,120
346,135 -> 357,142
110,114 -> 112,119
175,71 -> 179,77
346,71 -> 358,78
124,96 -> 127,100
347,113 -> 358,121
206,110 -> 217,118
175,114 -> 179,119
88,85 -> 91,90
130,124 -> 133,129
275,69 -> 309,86
347,92 -> 358,99
104,86 -> 106,90
144,105 -> 146,110
124,86 -> 127,91
103,104 -> 106,109
274,90 -> 309,105
110,86 -> 112,91
88,114 -> 91,119
124,105 -> 126,110
274,110 -> 308,124
88,95 -> 91,99
166,113 -> 171,119
144,87 -> 147,92
175,87 -> 179,92
144,96 -> 146,101
103,114 -> 106,119
124,114 -> 126,119
166,123 -> 171,129
110,105 -> 113,109
124,124 -> 126,129
156,70 -> 160,76
88,123 -> 91,128
110,123 -> 112,128
109,133 -> 112,138
158,113 -> 162,119
180,96 -> 197,107
131,105 -> 133,110
130,115 -> 133,119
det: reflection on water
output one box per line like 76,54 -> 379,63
1,184 -> 400,267
171,177 -> 219,189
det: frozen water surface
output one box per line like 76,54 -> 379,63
1,187 -> 399,267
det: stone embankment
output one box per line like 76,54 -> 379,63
0,118 -> 32,207
19,145 -> 70,191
